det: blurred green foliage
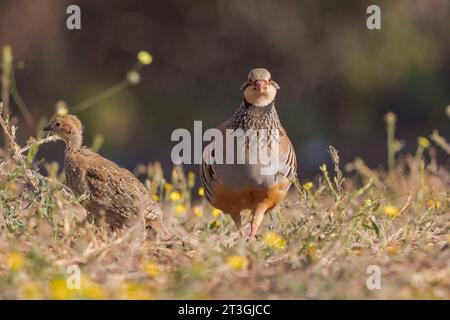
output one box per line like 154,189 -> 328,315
0,0 -> 448,175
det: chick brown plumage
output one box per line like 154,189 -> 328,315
44,114 -> 165,233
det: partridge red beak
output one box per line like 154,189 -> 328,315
254,80 -> 266,93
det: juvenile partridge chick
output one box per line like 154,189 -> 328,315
44,115 -> 165,235
201,68 -> 297,238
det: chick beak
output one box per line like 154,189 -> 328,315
254,80 -> 266,93
43,124 -> 52,132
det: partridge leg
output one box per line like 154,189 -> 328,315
231,212 -> 244,237
249,205 -> 268,238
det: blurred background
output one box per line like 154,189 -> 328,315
0,0 -> 449,178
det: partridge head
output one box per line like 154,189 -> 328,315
240,68 -> 280,107
44,114 -> 83,150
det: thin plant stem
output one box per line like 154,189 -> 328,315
19,135 -> 61,154
1,46 -> 12,154
71,80 -> 130,113
320,163 -> 340,201
384,112 -> 397,171
10,67 -> 35,126
70,62 -> 144,114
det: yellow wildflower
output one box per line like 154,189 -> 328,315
303,182 -> 313,191
306,243 -> 317,256
19,281 -> 43,299
211,208 -> 222,217
384,245 -> 399,256
50,278 -> 75,300
383,204 -> 400,218
142,261 -> 160,278
164,183 -> 173,191
209,220 -> 221,229
169,190 -> 182,202
80,276 -> 108,299
193,207 -> 203,217
226,255 -> 248,270
426,199 -> 441,209
264,232 -> 286,250
6,251 -> 25,272
175,204 -> 187,216
5,181 -> 19,197
192,292 -> 211,299
417,136 -> 430,148
137,51 -> 153,65
198,187 -> 205,197
153,194 -> 159,202
187,171 -> 196,188
120,282 -> 153,300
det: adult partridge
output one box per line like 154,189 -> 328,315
44,115 -> 166,235
200,68 -> 297,238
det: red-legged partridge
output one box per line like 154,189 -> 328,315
200,68 -> 297,238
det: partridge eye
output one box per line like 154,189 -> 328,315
55,122 -> 61,127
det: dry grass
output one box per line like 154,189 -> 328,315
0,110 -> 449,299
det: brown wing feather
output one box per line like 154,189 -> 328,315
81,150 -> 161,222
200,119 -> 230,203
278,127 -> 297,182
